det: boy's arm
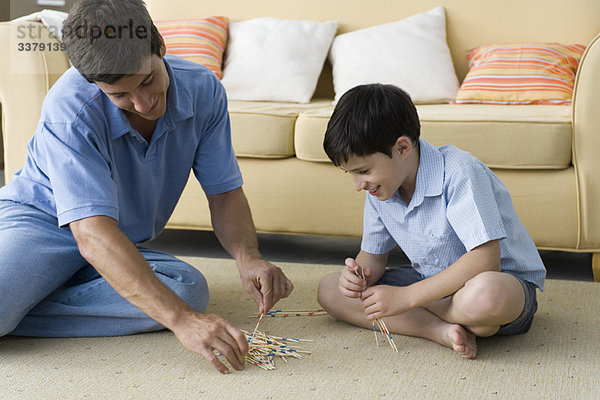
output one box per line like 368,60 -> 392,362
362,239 -> 500,319
409,239 -> 500,305
339,250 -> 388,298
356,250 -> 389,284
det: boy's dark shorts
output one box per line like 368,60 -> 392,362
376,266 -> 538,336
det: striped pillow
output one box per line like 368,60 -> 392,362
454,43 -> 586,105
155,17 -> 229,79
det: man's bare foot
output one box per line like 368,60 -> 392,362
443,324 -> 477,359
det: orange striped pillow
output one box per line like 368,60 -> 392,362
156,17 -> 229,79
454,42 -> 586,105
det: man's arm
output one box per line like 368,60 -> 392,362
70,215 -> 248,374
206,187 -> 293,313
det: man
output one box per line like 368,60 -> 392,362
0,0 -> 293,374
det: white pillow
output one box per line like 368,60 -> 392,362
222,18 -> 338,103
329,7 -> 459,104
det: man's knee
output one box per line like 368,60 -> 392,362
180,268 -> 209,312
154,263 -> 209,312
0,325 -> 15,337
0,311 -> 23,337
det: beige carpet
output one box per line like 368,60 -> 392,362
1,257 -> 598,399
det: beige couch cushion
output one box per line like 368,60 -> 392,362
295,104 -> 572,169
228,100 -> 332,158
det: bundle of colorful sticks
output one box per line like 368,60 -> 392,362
241,327 -> 313,370
353,267 -> 399,352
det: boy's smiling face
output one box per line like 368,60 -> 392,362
340,136 -> 419,203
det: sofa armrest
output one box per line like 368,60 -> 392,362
572,32 -> 600,250
0,21 -> 70,184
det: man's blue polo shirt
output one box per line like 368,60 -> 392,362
361,139 -> 546,290
0,55 -> 242,243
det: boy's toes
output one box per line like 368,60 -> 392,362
448,325 -> 477,359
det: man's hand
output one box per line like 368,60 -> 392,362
70,216 -> 248,374
207,187 -> 294,314
237,258 -> 293,313
339,258 -> 371,298
172,311 -> 249,374
361,284 -> 414,320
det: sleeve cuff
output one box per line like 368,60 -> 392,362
463,229 -> 507,252
201,176 -> 244,196
57,205 -> 119,228
361,241 -> 397,255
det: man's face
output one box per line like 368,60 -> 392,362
339,138 -> 417,202
96,54 -> 169,121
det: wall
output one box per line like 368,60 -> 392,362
0,1 -> 9,22
0,1 -> 76,170
6,0 -> 77,20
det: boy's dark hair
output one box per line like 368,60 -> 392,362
323,84 -> 421,166
62,0 -> 163,84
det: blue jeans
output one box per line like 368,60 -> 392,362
0,200 -> 209,337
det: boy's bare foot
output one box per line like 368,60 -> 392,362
443,324 -> 477,359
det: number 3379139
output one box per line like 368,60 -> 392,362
17,42 -> 65,52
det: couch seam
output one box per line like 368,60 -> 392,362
570,33 -> 600,250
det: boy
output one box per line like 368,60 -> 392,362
317,84 -> 545,358
0,0 -> 293,374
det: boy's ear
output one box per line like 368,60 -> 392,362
395,136 -> 412,157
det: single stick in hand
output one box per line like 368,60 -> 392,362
249,312 -> 264,344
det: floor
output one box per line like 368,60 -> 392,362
1,168 -> 594,282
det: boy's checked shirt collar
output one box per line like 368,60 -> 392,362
390,138 -> 444,214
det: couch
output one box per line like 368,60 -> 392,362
1,0 -> 600,281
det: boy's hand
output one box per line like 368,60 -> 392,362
361,285 -> 413,320
338,258 -> 371,298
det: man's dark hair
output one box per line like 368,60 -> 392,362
62,0 -> 163,83
323,84 -> 421,166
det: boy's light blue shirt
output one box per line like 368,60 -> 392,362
361,139 -> 546,290
0,55 -> 242,244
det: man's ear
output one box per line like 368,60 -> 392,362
159,36 -> 167,57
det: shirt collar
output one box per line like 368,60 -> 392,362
104,55 -> 194,140
162,55 -> 194,123
404,138 -> 444,211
